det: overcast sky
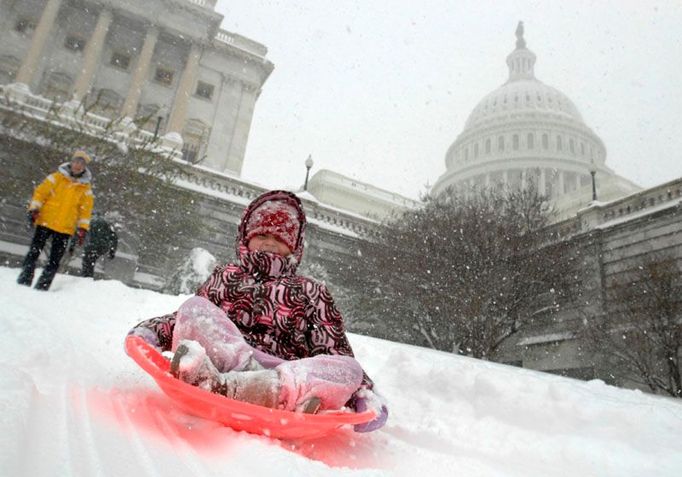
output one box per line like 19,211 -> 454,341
216,0 -> 682,200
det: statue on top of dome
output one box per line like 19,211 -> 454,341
515,21 -> 526,49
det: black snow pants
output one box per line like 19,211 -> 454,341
81,246 -> 104,278
17,225 -> 71,290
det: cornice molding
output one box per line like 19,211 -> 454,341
210,42 -> 274,79
221,74 -> 260,94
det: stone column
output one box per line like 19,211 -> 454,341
539,169 -> 546,195
72,8 -> 113,101
166,43 -> 202,134
121,26 -> 159,118
558,171 -> 565,195
222,81 -> 258,174
15,0 -> 63,87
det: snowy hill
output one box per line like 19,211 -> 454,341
1,266 -> 681,476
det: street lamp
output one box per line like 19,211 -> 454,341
153,105 -> 168,141
304,154 -> 313,191
589,159 -> 597,201
153,115 -> 163,140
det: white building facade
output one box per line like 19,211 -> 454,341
0,0 -> 273,176
307,169 -> 420,220
432,23 -> 639,219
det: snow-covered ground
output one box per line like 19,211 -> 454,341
1,265 -> 681,476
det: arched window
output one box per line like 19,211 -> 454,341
0,55 -> 20,85
182,118 -> 210,164
527,133 -> 534,149
485,138 -> 491,154
498,136 -> 505,151
569,138 -> 575,155
42,71 -> 73,102
580,142 -> 585,156
474,143 -> 479,158
513,134 -> 519,150
556,135 -> 563,151
542,133 -> 549,149
464,147 -> 469,162
89,89 -> 123,118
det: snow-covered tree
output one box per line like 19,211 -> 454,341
353,184 -> 579,359
582,255 -> 682,397
164,247 -> 217,295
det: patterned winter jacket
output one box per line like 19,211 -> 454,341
129,190 -> 374,399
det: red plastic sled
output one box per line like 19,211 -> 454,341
125,335 -> 376,440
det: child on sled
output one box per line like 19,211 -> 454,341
128,190 -> 387,432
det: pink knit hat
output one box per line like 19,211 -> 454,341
244,200 -> 301,252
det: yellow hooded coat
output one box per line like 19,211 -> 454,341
29,163 -> 94,235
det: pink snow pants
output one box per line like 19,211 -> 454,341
171,296 -> 364,411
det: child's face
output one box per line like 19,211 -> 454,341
247,234 -> 292,257
70,157 -> 86,174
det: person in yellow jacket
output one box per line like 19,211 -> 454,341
17,150 -> 95,290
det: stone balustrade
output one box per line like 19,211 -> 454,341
185,0 -> 216,9
547,177 -> 682,241
215,29 -> 269,57
0,83 -> 183,160
576,178 -> 682,232
598,179 -> 682,224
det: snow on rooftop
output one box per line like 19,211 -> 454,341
595,199 -> 681,230
516,332 -> 575,346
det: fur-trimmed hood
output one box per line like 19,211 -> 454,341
58,162 -> 92,184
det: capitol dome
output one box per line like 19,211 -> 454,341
432,22 -> 639,217
463,79 -> 583,131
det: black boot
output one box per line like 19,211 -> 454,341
16,269 -> 34,286
34,273 -> 54,291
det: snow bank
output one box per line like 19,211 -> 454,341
1,266 -> 681,476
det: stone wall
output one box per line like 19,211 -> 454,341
0,133 -> 378,303
497,180 -> 682,387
